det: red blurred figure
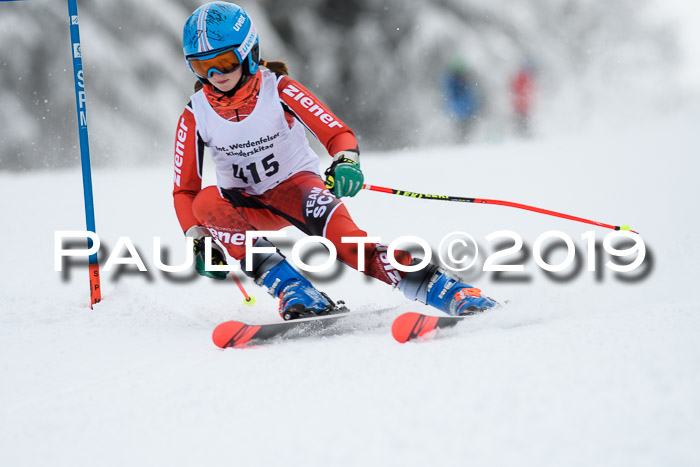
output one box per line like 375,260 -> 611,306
511,65 -> 535,136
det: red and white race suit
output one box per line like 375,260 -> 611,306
172,69 -> 410,285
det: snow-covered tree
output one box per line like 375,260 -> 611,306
0,0 -> 676,170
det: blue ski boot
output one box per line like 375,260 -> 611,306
399,264 -> 498,316
242,239 -> 342,320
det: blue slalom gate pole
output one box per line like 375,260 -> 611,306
67,0 -> 101,307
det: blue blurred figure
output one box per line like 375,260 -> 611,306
443,57 -> 481,139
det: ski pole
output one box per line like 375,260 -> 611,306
362,184 -> 637,234
232,272 -> 256,306
67,0 -> 101,307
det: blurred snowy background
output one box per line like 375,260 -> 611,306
1,0 -> 696,171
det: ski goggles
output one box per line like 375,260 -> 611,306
188,48 -> 242,79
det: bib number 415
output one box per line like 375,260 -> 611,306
233,154 -> 279,184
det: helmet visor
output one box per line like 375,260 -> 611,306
188,49 -> 242,79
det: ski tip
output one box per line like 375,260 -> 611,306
212,321 -> 259,348
391,312 -> 439,344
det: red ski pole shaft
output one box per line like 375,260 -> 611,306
362,184 -> 637,234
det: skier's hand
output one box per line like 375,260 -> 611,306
186,225 -> 229,280
324,150 -> 364,198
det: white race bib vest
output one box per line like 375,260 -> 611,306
190,70 -> 320,195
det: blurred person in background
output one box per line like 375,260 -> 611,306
442,57 -> 482,141
510,61 -> 536,137
173,2 -> 497,320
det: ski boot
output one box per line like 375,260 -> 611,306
242,239 -> 345,320
398,263 -> 497,316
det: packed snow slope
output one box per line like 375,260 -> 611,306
1,111 -> 699,467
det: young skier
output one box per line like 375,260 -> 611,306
174,2 -> 497,319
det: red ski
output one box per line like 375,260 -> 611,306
213,314 -> 347,348
391,312 -> 467,343
213,307 -> 396,348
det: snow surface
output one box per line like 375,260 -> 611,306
1,109 -> 700,466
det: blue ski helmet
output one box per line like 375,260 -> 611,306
183,2 -> 260,79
